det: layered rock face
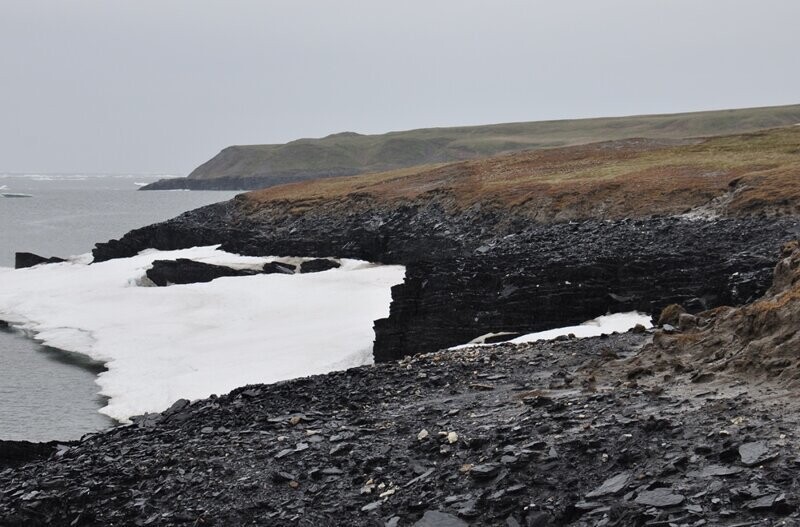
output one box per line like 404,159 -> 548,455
94,127 -> 800,361
92,196 -> 800,361
372,217 -> 795,360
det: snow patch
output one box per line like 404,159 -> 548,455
454,312 -> 652,349
0,246 -> 405,422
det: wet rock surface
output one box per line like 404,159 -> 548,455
3,330 -> 800,526
92,200 -> 800,360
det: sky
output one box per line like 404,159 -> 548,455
1,0 -> 798,175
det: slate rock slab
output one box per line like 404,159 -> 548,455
470,464 -> 501,479
634,488 -> 685,507
413,510 -> 469,527
739,441 -> 772,467
687,464 -> 743,478
586,472 -> 630,498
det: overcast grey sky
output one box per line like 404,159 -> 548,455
1,1 -> 798,174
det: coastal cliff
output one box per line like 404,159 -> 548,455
4,124 -> 800,526
98,127 -> 800,361
5,242 -> 800,525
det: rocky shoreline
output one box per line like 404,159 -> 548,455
2,326 -> 799,525
5,238 -> 800,525
5,127 -> 800,524
91,197 -> 800,361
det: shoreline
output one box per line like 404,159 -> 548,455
0,325 -> 116,446
5,125 -> 800,522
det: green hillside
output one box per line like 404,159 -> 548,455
141,104 -> 800,190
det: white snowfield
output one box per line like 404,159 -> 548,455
0,246 -> 406,422
456,312 -> 653,349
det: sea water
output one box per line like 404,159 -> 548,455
0,174 -> 238,441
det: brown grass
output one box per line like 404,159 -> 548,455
243,127 -> 800,221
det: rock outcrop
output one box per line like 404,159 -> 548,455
96,126 -> 800,360
299,259 -> 341,274
14,252 -> 66,269
618,240 -> 800,389
145,259 -> 259,286
263,261 -> 297,274
93,202 -> 800,361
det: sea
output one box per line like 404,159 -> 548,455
0,174 -> 239,442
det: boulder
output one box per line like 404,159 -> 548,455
146,259 -> 258,286
299,259 -> 341,274
263,261 -> 296,275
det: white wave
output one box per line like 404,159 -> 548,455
0,246 -> 405,422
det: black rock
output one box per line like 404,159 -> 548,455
746,493 -> 792,513
470,464 -> 501,479
14,252 -> 66,269
634,488 -> 685,507
146,258 -> 258,286
586,472 -> 630,498
90,199 -> 798,364
739,441 -> 771,467
271,471 -> 297,483
413,510 -> 469,527
299,258 -> 341,273
262,261 -> 296,274
688,464 -> 743,478
0,440 -> 64,468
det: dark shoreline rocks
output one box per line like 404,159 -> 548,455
91,199 -> 800,361
3,331 -> 799,526
5,194 -> 800,524
0,440 -> 66,469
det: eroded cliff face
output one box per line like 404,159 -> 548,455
616,240 -> 800,389
92,193 -> 800,361
93,128 -> 800,361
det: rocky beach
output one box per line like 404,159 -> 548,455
4,247 -> 800,525
3,126 -> 800,525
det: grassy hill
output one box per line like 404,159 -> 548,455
142,104 -> 800,190
243,125 -> 800,222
